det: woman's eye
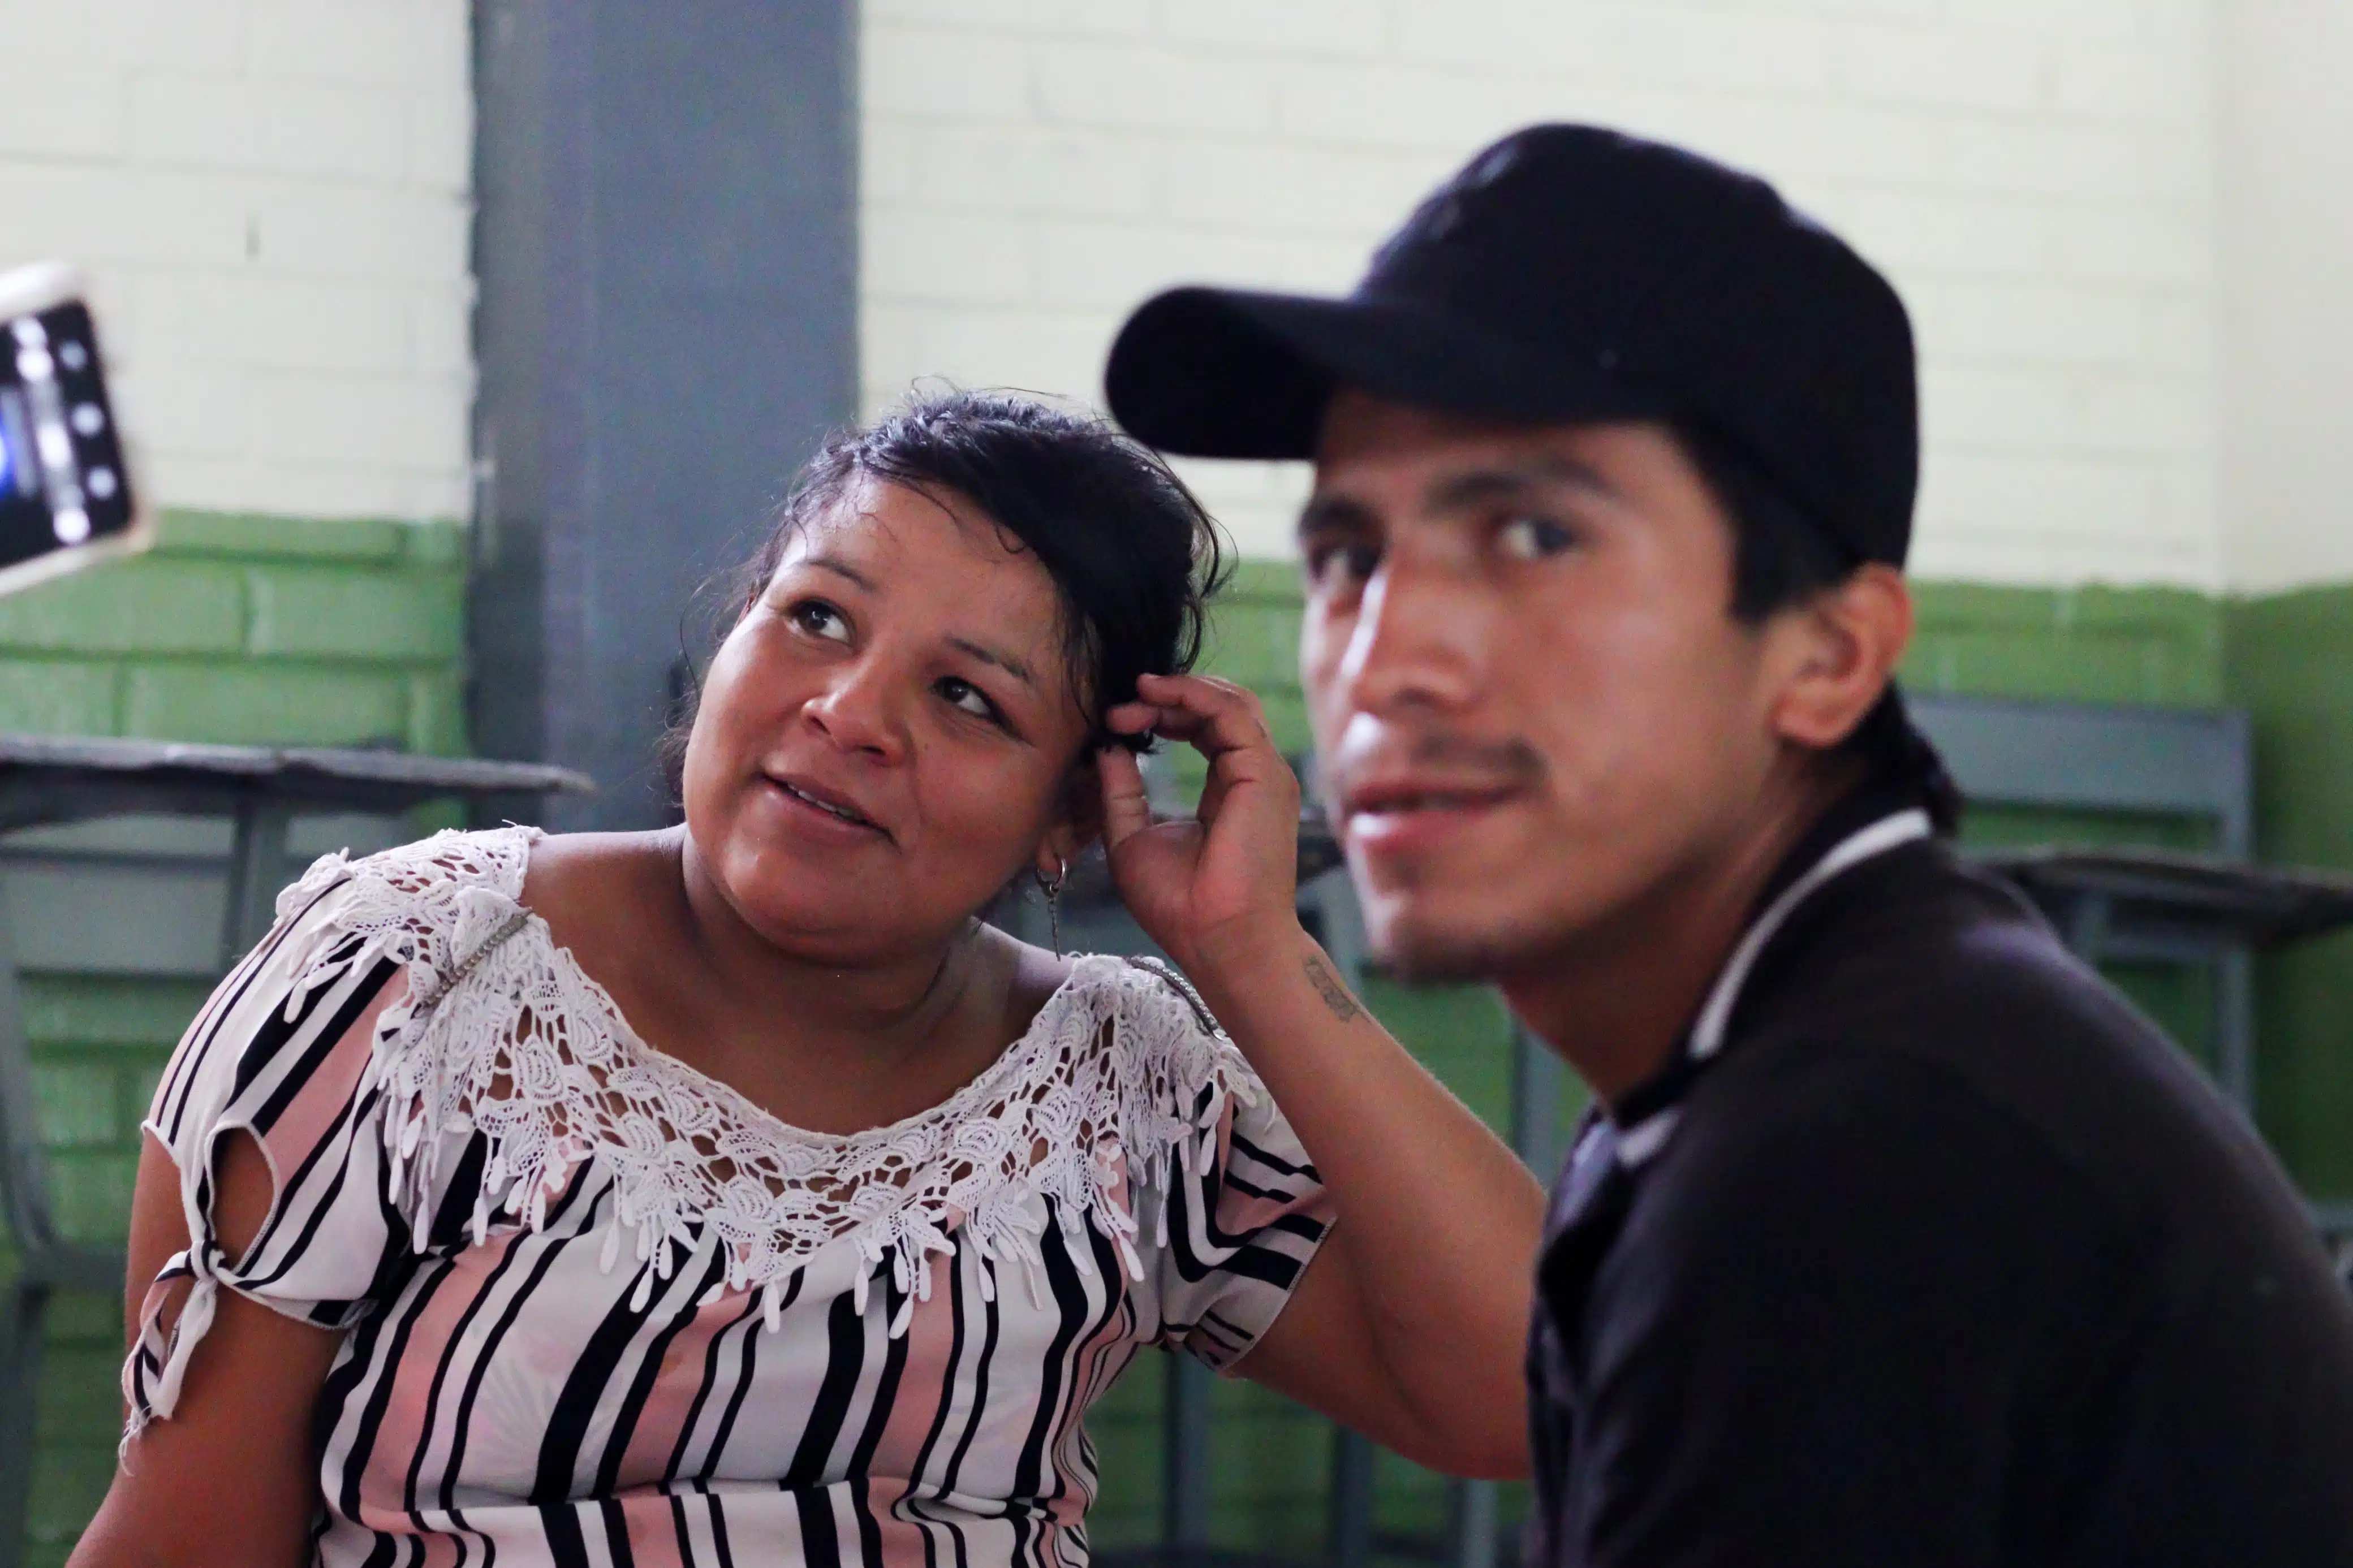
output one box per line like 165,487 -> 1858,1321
790,599 -> 852,642
937,676 -> 999,723
1497,515 -> 1577,562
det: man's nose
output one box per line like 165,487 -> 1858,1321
803,660 -> 908,763
1334,559 -> 1488,716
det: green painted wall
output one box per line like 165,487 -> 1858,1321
1910,584 -> 2230,1071
0,509 -> 468,1568
0,511 -> 469,753
1907,583 -> 2225,707
2229,587 -> 2353,1196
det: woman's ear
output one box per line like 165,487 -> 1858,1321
1035,752 -> 1107,881
1766,564 -> 1913,751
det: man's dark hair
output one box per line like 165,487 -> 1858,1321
1677,421 -> 1962,832
665,390 -> 1230,797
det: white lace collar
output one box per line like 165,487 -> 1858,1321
278,826 -> 1254,1336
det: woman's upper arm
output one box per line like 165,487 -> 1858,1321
1225,1230 -> 1407,1445
1231,1228 -> 1532,1480
70,1131 -> 343,1568
120,1133 -> 199,1352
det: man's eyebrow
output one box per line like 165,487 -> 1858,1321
1296,491 -> 1379,537
1298,456 -> 1616,538
806,553 -> 877,591
949,636 -> 1035,686
1427,455 -> 1615,513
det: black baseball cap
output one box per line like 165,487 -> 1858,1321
1104,123 -> 1920,568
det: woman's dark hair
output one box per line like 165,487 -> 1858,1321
665,390 -> 1230,793
1676,420 -> 1963,833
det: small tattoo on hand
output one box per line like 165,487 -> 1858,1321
1303,957 -> 1363,1023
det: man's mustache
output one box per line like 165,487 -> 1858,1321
1325,727 -> 1549,796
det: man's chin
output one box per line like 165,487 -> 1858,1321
1365,905 -> 1553,986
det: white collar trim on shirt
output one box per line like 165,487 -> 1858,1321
1614,807 -> 1934,1170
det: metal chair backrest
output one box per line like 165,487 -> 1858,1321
1907,694 -> 2252,858
0,919 -> 61,1267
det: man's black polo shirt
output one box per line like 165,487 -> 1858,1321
1527,783 -> 2353,1566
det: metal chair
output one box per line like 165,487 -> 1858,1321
1907,695 -> 2264,1104
0,737 -> 590,1567
0,898 -> 124,1561
1908,696 -> 2353,1272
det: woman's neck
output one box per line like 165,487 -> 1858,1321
528,827 -> 1024,1135
669,825 -> 1008,1073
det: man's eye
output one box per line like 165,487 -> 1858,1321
1304,542 -> 1380,593
790,599 -> 851,642
1497,515 -> 1577,561
937,676 -> 999,723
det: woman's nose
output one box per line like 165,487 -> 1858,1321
803,664 -> 908,763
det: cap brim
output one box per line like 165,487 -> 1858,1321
1104,286 -> 1659,459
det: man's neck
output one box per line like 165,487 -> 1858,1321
1499,757 -> 1870,1111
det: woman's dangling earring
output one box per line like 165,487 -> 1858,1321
1036,857 -> 1066,956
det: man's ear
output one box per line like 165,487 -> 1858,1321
1765,564 -> 1913,750
1035,751 -> 1107,882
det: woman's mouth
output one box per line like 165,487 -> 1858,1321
765,774 -> 886,836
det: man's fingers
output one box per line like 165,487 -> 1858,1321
1096,744 -> 1153,850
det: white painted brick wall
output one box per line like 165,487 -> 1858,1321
0,0 -> 473,523
2218,0 -> 2353,592
861,0 -> 2220,588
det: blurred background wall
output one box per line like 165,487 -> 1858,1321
0,2 -> 2350,1563
0,0 -> 474,753
864,0 -> 2222,580
0,1 -> 473,523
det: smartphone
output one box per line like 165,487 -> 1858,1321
0,261 -> 151,598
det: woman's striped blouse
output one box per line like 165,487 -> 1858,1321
128,828 -> 1333,1568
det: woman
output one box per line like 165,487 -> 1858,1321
74,392 -> 1544,1567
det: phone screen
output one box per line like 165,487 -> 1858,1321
0,299 -> 137,573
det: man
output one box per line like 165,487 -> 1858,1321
1102,124 -> 2353,1565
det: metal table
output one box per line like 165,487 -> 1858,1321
1973,845 -> 2353,1284
1974,845 -> 2353,1112
1976,844 -> 2353,951
0,734 -> 591,1565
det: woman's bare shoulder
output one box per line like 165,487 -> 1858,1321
991,927 -> 1081,1034
516,828 -> 679,922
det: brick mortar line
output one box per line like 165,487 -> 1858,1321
867,79 -> 2207,135
0,652 -> 461,671
863,10 -> 2171,46
0,150 -> 470,197
860,180 -> 2216,221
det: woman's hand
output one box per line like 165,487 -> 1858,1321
1101,675 -> 1544,1481
1097,673 -> 1303,978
